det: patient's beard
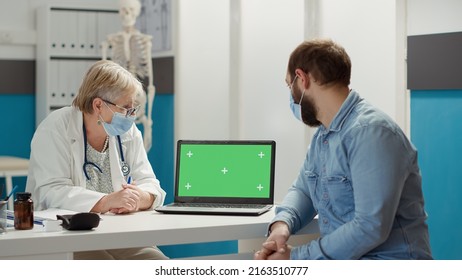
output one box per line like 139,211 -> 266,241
301,95 -> 321,127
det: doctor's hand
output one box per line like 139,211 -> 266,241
108,184 -> 142,214
108,183 -> 155,214
91,184 -> 141,214
254,221 -> 291,260
91,183 -> 156,214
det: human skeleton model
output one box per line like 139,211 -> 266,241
102,0 -> 154,151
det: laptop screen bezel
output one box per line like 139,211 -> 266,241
173,140 -> 276,204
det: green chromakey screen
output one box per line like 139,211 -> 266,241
177,143 -> 273,198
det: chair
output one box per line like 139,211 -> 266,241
0,156 -> 29,209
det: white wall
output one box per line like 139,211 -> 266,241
407,0 -> 462,36
317,0 -> 406,129
175,0 -> 307,203
175,0 -> 231,140
236,0 -> 307,202
175,0 -> 407,203
0,0 -> 37,59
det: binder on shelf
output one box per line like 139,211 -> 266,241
65,11 -> 79,56
36,4 -> 119,127
97,11 -> 120,57
49,60 -> 60,110
85,12 -> 98,57
77,12 -> 89,56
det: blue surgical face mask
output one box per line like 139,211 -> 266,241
289,94 -> 302,121
289,76 -> 305,122
100,103 -> 136,136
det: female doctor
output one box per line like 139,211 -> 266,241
26,60 -> 167,260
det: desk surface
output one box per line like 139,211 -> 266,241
0,208 -> 319,259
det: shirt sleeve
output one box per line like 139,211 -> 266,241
271,150 -> 317,237
291,125 -> 413,259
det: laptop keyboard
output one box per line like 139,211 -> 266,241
171,203 -> 267,209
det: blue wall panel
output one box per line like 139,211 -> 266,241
0,94 -> 35,196
159,241 -> 238,259
411,90 -> 462,259
141,94 -> 175,204
0,94 -> 35,158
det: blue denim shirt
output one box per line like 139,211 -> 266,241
274,90 -> 432,259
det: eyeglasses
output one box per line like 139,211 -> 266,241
102,99 -> 140,117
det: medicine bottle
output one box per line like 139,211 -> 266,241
14,192 -> 34,230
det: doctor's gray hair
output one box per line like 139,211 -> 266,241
72,60 -> 143,113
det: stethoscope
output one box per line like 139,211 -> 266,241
82,123 -> 130,181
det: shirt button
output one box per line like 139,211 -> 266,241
323,193 -> 329,199
323,140 -> 328,144
323,218 -> 328,224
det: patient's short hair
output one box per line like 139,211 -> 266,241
287,39 -> 351,87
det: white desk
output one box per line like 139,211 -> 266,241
0,209 -> 319,260
0,156 -> 29,209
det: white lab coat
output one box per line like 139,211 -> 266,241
26,106 -> 166,212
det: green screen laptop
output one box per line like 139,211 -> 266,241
155,140 -> 275,216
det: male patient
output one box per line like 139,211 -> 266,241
255,39 -> 432,260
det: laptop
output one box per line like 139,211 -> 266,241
155,140 -> 276,216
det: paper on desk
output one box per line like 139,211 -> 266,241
5,209 -> 77,230
35,208 -> 78,220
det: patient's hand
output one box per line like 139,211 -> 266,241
254,221 -> 291,260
